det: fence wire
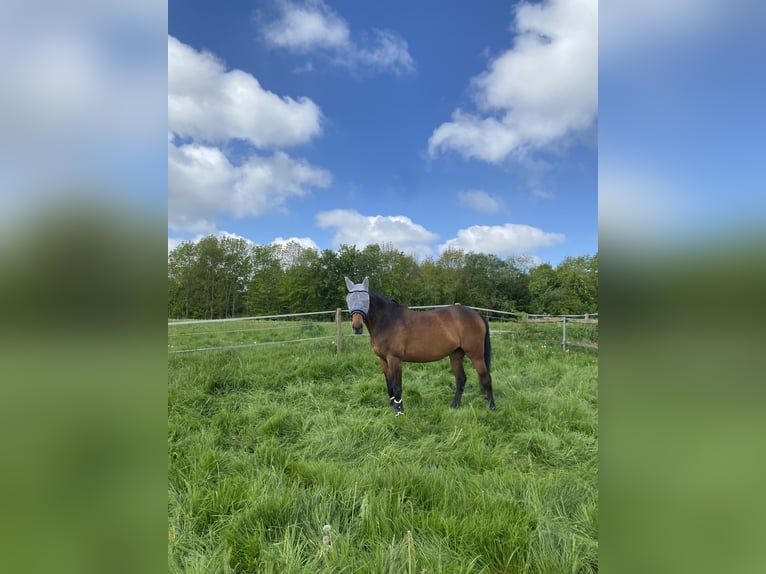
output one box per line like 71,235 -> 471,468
168,308 -> 597,354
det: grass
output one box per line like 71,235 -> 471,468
168,320 -> 598,573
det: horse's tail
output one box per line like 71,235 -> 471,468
482,315 -> 491,373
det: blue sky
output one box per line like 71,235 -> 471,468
599,0 -> 766,249
169,0 -> 597,265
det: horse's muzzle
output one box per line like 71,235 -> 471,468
350,312 -> 365,335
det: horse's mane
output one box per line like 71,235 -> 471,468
370,289 -> 402,307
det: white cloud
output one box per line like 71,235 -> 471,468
262,0 -> 350,51
260,0 -> 415,74
272,236 -> 320,251
168,236 -> 185,253
168,34 -> 323,147
169,140 -> 331,233
168,141 -> 231,233
439,223 -> 565,257
0,2 -> 165,205
428,0 -> 596,163
168,35 -> 332,235
316,209 -> 438,258
356,29 -> 415,74
457,189 -> 504,213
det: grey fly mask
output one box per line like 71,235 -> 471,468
345,276 -> 370,320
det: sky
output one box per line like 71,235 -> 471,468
169,0 -> 597,266
599,0 -> 765,250
0,0 -> 167,225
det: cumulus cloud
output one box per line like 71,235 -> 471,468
168,236 -> 185,253
439,223 -> 565,257
168,36 -> 331,235
272,236 -> 320,251
260,0 -> 415,74
0,1 -> 165,207
169,140 -> 331,233
262,0 -> 350,51
168,35 -> 323,147
457,189 -> 504,213
428,0 -> 596,163
316,209 -> 438,258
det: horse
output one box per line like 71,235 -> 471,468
344,276 -> 496,416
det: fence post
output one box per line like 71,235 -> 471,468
562,317 -> 567,351
335,308 -> 343,353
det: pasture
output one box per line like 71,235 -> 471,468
168,318 -> 598,573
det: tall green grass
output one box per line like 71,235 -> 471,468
168,323 -> 597,572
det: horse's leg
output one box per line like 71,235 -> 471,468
379,357 -> 396,410
449,349 -> 467,408
467,353 -> 496,410
388,356 -> 404,415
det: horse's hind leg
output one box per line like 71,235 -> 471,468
387,356 -> 404,415
467,354 -> 496,410
379,357 -> 401,414
450,349 -> 467,408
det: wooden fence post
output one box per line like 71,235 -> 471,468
335,308 -> 342,353
561,317 -> 567,351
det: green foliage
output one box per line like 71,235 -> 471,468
168,238 -> 598,319
168,328 -> 598,572
169,236 -> 253,319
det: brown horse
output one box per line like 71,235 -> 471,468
345,277 -> 495,415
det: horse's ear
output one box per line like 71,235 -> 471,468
344,277 -> 355,291
362,276 -> 369,290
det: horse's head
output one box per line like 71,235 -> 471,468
344,276 -> 369,335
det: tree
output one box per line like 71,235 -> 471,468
528,263 -> 561,314
247,244 -> 284,315
410,257 -> 442,305
369,244 -> 418,303
280,244 -> 322,313
168,241 -> 197,318
168,237 -> 597,319
554,254 -> 598,314
194,236 -> 226,319
314,249 -> 347,311
436,248 -> 465,304
218,236 -> 252,317
501,257 -> 532,312
458,252 -> 505,308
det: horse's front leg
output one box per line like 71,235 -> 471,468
388,357 -> 404,416
379,358 -> 395,410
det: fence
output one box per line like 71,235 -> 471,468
168,310 -> 339,354
168,307 -> 597,355
523,314 -> 599,350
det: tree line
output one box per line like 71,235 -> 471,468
168,235 -> 598,319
